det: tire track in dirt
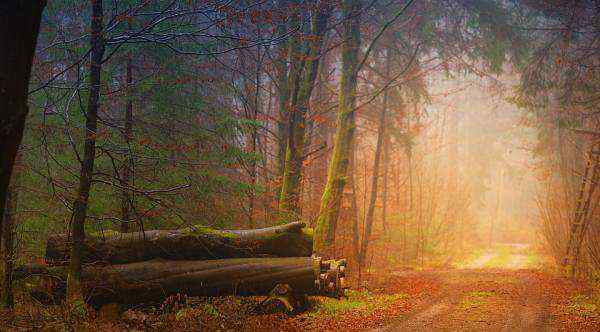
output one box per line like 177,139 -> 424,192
377,269 -> 554,331
373,270 -> 462,332
502,272 -> 551,332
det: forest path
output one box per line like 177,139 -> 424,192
372,245 -> 597,331
377,269 -> 553,331
461,243 -> 535,269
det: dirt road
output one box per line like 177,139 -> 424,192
378,269 -> 553,331
375,244 -> 598,331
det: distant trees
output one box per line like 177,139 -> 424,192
513,0 -> 600,277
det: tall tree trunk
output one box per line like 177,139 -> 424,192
406,106 -> 414,265
120,29 -> 134,233
243,47 -> 261,228
279,1 -> 332,219
349,147 -> 360,261
1,177 -> 17,309
489,168 -> 503,248
0,0 -> 45,242
308,52 -> 332,223
573,155 -> 600,272
358,84 -> 387,266
380,51 -> 391,233
381,135 -> 390,229
313,0 -> 361,257
275,0 -> 291,178
68,0 -> 104,302
565,149 -> 600,277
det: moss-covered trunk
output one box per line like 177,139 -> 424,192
313,0 -> 362,257
68,0 -> 105,302
279,1 -> 332,219
46,222 -> 313,265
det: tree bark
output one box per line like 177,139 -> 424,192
68,0 -> 105,302
314,0 -> 361,257
0,0 -> 45,245
47,222 -> 312,265
381,123 -> 390,232
279,1 -> 332,219
25,257 -> 347,307
120,19 -> 134,233
1,185 -> 16,308
358,75 -> 387,266
275,0 -> 291,178
349,147 -> 360,261
565,149 -> 600,277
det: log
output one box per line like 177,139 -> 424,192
46,222 -> 313,265
22,257 -> 347,307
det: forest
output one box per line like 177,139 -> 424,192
0,0 -> 599,330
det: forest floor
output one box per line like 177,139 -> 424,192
2,244 -> 600,331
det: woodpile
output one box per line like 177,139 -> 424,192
21,222 -> 348,309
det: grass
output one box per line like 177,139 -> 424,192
526,250 -> 540,267
453,248 -> 485,268
459,290 -> 495,310
307,289 -> 408,318
567,294 -> 599,318
483,246 -> 511,268
455,243 -> 542,270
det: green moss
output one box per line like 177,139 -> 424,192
184,225 -> 238,239
88,230 -> 120,239
303,227 -> 314,237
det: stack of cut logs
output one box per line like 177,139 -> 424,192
20,222 -> 347,308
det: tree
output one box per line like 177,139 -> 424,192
279,0 -> 332,219
0,0 -> 46,252
1,173 -> 18,309
358,48 -> 391,266
313,0 -> 361,256
120,17 -> 135,233
67,0 -> 105,303
275,0 -> 292,178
